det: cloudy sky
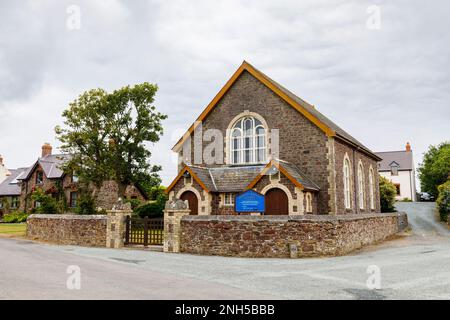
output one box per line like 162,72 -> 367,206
0,0 -> 449,188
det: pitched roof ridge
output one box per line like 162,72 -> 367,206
375,150 -> 410,154
188,164 -> 208,170
208,170 -> 217,191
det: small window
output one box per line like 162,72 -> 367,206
35,201 -> 42,208
72,172 -> 79,183
390,163 -> 399,176
11,196 -> 19,209
224,193 -> 235,206
369,168 -> 375,210
394,184 -> 401,196
358,163 -> 365,209
306,193 -> 313,213
343,158 -> 352,209
36,171 -> 44,184
70,192 -> 78,208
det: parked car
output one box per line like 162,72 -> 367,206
419,192 -> 435,202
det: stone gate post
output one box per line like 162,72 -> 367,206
164,199 -> 191,253
106,200 -> 133,248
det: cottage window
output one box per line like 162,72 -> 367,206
358,163 -> 365,209
36,171 -> 44,185
69,192 -> 78,208
224,193 -> 235,206
72,172 -> 79,183
343,158 -> 351,209
369,168 -> 375,210
11,196 -> 19,209
230,116 -> 266,164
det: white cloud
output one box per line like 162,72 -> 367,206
0,0 -> 449,188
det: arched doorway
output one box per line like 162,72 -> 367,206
180,191 -> 198,215
265,188 -> 288,215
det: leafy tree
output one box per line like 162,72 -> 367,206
418,142 -> 450,198
56,83 -> 167,202
379,176 -> 397,212
437,181 -> 450,222
75,191 -> 97,215
31,188 -> 60,214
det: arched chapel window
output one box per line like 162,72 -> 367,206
369,167 -> 375,210
230,116 -> 266,164
344,158 -> 351,209
358,162 -> 365,209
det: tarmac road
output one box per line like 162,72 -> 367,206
0,202 -> 449,299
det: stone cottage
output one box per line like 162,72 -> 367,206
0,167 -> 28,217
166,61 -> 381,215
18,143 -> 148,212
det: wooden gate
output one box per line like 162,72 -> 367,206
125,216 -> 164,246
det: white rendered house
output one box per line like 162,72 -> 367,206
375,143 -> 417,201
0,155 -> 10,184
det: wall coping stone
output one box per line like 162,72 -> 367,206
182,212 -> 406,223
28,214 -> 107,220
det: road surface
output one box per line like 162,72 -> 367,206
0,202 -> 449,299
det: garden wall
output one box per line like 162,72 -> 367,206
27,214 -> 108,247
180,212 -> 407,258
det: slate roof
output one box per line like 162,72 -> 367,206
276,160 -> 320,191
258,66 -> 377,157
375,151 -> 414,171
185,160 -> 319,193
19,154 -> 72,181
0,168 -> 28,196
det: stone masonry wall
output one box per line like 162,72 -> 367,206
27,214 -> 107,247
180,212 -> 407,258
180,71 -> 331,214
334,139 -> 381,214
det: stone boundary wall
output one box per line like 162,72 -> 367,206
180,212 -> 408,258
27,214 -> 108,247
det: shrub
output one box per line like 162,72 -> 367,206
31,188 -> 60,214
124,198 -> 143,211
134,192 -> 168,218
436,181 -> 450,222
379,176 -> 397,212
3,212 -> 29,223
75,192 -> 97,215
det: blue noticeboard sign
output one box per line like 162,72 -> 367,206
235,190 -> 265,213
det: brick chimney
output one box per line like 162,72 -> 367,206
405,142 -> 411,152
0,154 -> 3,165
41,143 -> 52,157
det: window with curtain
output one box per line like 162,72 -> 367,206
344,158 -> 351,209
230,116 -> 266,164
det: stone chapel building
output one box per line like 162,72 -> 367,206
166,61 -> 381,215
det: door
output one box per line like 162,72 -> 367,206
265,188 -> 288,215
180,191 -> 199,215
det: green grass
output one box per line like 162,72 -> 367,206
0,223 -> 27,236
